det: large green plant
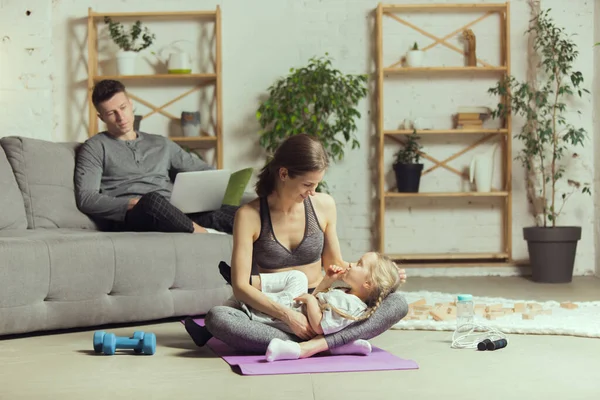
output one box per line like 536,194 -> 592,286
488,9 -> 590,227
104,17 -> 155,52
256,54 -> 368,191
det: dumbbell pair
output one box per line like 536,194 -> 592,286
93,330 -> 156,355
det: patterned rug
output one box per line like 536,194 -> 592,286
391,291 -> 600,339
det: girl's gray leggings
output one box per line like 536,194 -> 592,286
204,291 -> 408,353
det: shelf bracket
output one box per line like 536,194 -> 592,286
388,132 -> 499,183
126,85 -> 204,121
384,10 -> 497,69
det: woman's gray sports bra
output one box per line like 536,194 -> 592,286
252,196 -> 324,270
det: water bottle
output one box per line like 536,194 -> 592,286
456,294 -> 474,333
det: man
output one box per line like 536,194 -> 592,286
74,79 -> 237,234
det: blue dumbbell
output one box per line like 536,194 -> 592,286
92,331 -> 156,355
93,331 -> 144,353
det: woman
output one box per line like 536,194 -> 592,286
184,134 -> 408,354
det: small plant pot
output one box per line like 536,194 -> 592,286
116,50 -> 137,75
523,226 -> 581,283
134,115 -> 142,131
406,50 -> 424,67
393,163 -> 423,192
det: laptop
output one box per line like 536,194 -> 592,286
169,169 -> 231,214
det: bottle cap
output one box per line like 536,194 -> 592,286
457,294 -> 472,301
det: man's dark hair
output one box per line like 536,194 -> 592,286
92,79 -> 127,110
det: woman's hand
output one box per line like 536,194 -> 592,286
397,267 -> 407,284
284,309 -> 317,340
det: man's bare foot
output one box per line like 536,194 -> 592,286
193,222 -> 207,233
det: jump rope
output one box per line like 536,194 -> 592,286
450,322 -> 509,351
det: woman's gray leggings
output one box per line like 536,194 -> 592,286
204,291 -> 409,353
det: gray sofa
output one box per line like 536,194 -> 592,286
0,136 -> 241,336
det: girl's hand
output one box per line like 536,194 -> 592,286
294,293 -> 315,304
325,264 -> 347,281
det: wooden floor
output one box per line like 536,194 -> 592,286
1,276 -> 599,400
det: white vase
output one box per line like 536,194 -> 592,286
406,50 -> 424,67
116,51 -> 137,75
469,144 -> 499,192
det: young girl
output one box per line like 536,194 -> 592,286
183,252 -> 403,357
232,251 -> 402,361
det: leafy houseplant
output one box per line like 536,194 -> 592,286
104,17 -> 155,52
256,54 -> 368,192
393,130 -> 423,192
104,16 -> 155,75
487,9 -> 590,283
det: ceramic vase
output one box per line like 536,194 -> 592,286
406,50 -> 424,67
116,50 -> 137,75
181,111 -> 201,137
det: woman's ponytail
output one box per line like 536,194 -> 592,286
255,160 -> 276,198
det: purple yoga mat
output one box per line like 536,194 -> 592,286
183,318 -> 419,375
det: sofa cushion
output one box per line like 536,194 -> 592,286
0,229 -> 234,335
222,168 -> 254,206
0,145 -> 28,230
0,137 -> 99,230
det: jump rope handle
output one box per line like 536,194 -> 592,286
478,338 -> 508,351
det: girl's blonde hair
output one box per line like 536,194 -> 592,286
320,252 -> 402,321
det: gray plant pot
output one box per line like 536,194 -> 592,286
523,226 -> 581,283
134,115 -> 142,131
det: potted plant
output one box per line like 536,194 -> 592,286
104,16 -> 155,75
487,9 -> 590,283
256,53 -> 368,192
406,42 -> 424,67
393,130 -> 423,192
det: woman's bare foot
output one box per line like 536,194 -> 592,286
298,336 -> 329,358
297,337 -> 371,357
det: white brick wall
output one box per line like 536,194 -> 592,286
596,0 -> 600,278
0,0 -> 54,139
0,0 -> 597,277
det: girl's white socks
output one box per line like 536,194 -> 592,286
265,338 -> 372,362
266,338 -> 301,362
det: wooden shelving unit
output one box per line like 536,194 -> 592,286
91,74 -> 217,82
375,2 -> 513,267
86,7 -> 223,168
384,66 -> 507,73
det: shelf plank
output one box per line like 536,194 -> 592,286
171,136 -> 217,149
382,4 -> 507,12
389,252 -> 509,261
385,191 -> 508,198
170,136 -> 217,142
386,252 -> 516,268
90,11 -> 216,19
384,66 -> 506,73
393,261 -> 519,268
384,129 -> 508,135
93,74 -> 216,82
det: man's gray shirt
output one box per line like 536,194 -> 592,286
74,131 -> 214,222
